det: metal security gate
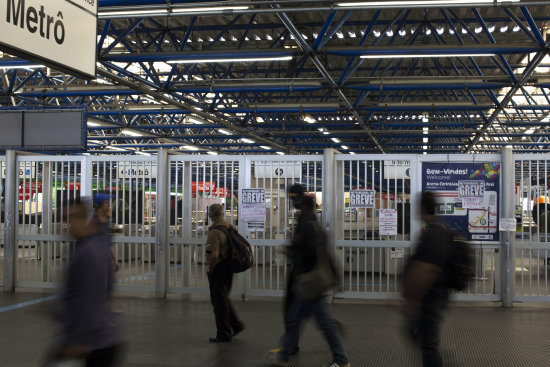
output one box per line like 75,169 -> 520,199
0,156 -> 5,287
90,157 -> 157,291
334,155 -> 413,299
245,156 -> 324,297
514,155 -> 550,301
15,156 -> 84,288
167,156 -> 242,294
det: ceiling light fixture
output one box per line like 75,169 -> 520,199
241,138 -> 255,144
166,56 -> 293,64
304,115 -> 317,124
121,129 -> 144,137
218,129 -> 232,135
276,151 -> 285,155
360,53 -> 495,59
183,145 -> 199,151
260,146 -> 271,150
331,138 -> 342,143
336,0 -> 519,7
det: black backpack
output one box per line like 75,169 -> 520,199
212,225 -> 254,273
445,231 -> 474,291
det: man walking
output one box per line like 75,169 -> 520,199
205,203 -> 245,342
52,199 -> 124,366
265,184 -> 350,367
403,191 -> 452,367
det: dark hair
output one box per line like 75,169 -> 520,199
209,203 -> 224,219
421,191 -> 437,215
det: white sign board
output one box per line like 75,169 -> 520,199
241,188 -> 266,222
499,218 -> 517,232
2,162 -> 37,178
349,189 -> 375,208
384,160 -> 411,179
117,163 -> 157,179
0,0 -> 97,78
390,248 -> 405,259
255,162 -> 301,179
379,209 -> 398,236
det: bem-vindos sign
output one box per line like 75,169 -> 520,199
0,0 -> 97,78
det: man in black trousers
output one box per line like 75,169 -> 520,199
403,192 -> 452,367
205,203 -> 245,342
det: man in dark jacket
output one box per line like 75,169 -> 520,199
403,191 -> 452,367
205,203 -> 245,342
56,199 -> 123,366
265,184 -> 350,367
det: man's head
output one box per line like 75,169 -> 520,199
420,191 -> 437,219
289,183 -> 314,211
93,193 -> 112,218
208,203 -> 224,220
68,199 -> 95,238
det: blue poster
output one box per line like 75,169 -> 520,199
422,162 -> 500,242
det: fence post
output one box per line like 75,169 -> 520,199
156,149 -> 169,298
323,148 -> 337,250
4,150 -> 17,292
501,146 -> 514,307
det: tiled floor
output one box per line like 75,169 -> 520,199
1,290 -> 550,366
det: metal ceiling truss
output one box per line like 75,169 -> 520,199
0,2 -> 550,154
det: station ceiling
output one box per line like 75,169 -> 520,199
1,1 -> 550,156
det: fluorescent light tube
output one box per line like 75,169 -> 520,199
337,0 -> 519,7
121,129 -> 143,137
218,129 -> 232,135
260,146 -> 271,150
0,64 -> 45,70
241,138 -> 255,144
331,138 -> 341,143
172,6 -> 249,13
304,115 -> 317,124
341,145 -> 349,150
360,53 -> 495,59
99,9 -> 168,17
276,151 -> 285,155
207,151 -> 218,155
167,56 -> 293,64
87,121 -> 101,127
183,145 -> 199,151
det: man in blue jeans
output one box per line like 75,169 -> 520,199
265,184 -> 350,367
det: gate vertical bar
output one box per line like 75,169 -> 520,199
238,157 -> 250,300
3,151 -> 16,292
502,146 -> 514,307
42,162 -> 52,282
156,150 -> 169,298
323,148 -> 336,256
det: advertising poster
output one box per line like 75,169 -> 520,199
422,162 -> 500,241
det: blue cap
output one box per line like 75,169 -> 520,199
93,193 -> 112,206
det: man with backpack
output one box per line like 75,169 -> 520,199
403,191 -> 453,367
205,203 -> 245,343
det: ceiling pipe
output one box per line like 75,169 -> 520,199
96,67 -> 296,153
97,1 -> 550,19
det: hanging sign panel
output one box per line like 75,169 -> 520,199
0,0 -> 97,78
422,162 -> 500,242
241,188 -> 266,222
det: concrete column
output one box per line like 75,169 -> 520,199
501,146 -> 514,307
155,150 -> 169,298
4,151 -> 17,292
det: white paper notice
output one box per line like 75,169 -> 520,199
241,189 -> 266,221
379,209 -> 398,236
499,218 -> 517,232
462,196 -> 483,209
390,248 -> 405,259
247,221 -> 265,232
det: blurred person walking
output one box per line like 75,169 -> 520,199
92,193 -> 119,272
265,184 -> 350,367
43,198 -> 124,367
205,203 -> 245,342
403,191 -> 452,367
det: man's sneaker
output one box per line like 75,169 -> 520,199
323,363 -> 350,367
264,351 -> 290,366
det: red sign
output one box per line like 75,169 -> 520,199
192,181 -> 215,192
65,182 -> 81,191
19,181 -> 42,201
